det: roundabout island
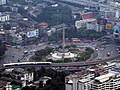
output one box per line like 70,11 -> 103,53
51,49 -> 77,61
49,25 -> 77,61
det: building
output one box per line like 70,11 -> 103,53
71,38 -> 80,43
86,22 -> 96,30
78,78 -> 91,90
0,0 -> 6,5
66,80 -> 73,90
91,72 -> 120,90
85,22 -> 105,32
75,19 -> 96,29
39,22 -> 48,28
0,80 -> 7,90
50,23 -> 67,32
65,62 -> 120,90
0,13 -> 10,22
96,24 -> 105,32
0,31 -> 5,40
100,8 -> 120,20
80,12 -> 93,20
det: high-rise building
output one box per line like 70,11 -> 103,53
0,0 -> 6,5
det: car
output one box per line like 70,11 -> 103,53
96,48 -> 98,51
118,51 -> 120,54
33,49 -> 36,52
97,57 -> 101,60
107,53 -> 110,56
50,44 -> 53,46
24,50 -> 28,54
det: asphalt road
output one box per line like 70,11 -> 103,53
0,43 -> 48,64
96,44 -> 118,60
61,0 -> 117,9
0,40 -> 119,65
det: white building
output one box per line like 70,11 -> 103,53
75,19 -> 96,29
0,13 -> 10,22
0,0 -> 6,5
24,72 -> 34,82
21,72 -> 34,87
78,79 -> 90,90
86,22 -> 96,30
86,22 -> 105,32
65,62 -> 120,90
96,24 -> 105,32
100,8 -> 120,20
5,82 -> 12,90
91,73 -> 120,90
65,80 -> 73,90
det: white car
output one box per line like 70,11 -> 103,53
97,57 -> 101,60
107,53 -> 110,56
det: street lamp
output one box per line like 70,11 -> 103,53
56,10 -> 59,42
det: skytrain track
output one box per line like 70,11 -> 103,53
1,55 -> 120,69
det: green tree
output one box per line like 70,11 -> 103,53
0,6 -> 12,12
0,40 -> 7,56
34,68 -> 67,90
3,24 -> 11,30
37,5 -> 72,26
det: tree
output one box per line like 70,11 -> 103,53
74,13 -> 82,20
39,81 -> 43,88
37,4 -> 72,26
0,6 -> 12,12
33,68 -> 68,90
3,23 -> 11,30
21,86 -> 37,90
0,40 -> 7,56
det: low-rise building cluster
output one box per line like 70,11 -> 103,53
0,68 -> 34,90
65,62 -> 120,90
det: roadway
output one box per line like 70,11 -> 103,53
95,44 -> 118,60
1,41 -> 118,63
1,35 -> 119,66
1,43 -> 48,64
61,0 -> 119,10
2,55 -> 120,69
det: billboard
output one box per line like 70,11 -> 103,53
97,18 -> 107,25
113,25 -> 119,33
82,12 -> 92,20
82,13 -> 92,20
27,30 -> 38,38
105,23 -> 113,30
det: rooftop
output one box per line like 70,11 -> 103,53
39,22 -> 48,26
51,23 -> 67,29
79,78 -> 89,83
95,73 -> 115,82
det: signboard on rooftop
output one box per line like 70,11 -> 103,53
106,23 -> 113,30
26,30 -> 39,38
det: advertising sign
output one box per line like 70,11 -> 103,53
27,30 -> 38,38
82,13 -> 92,20
113,25 -> 119,33
106,23 -> 113,30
